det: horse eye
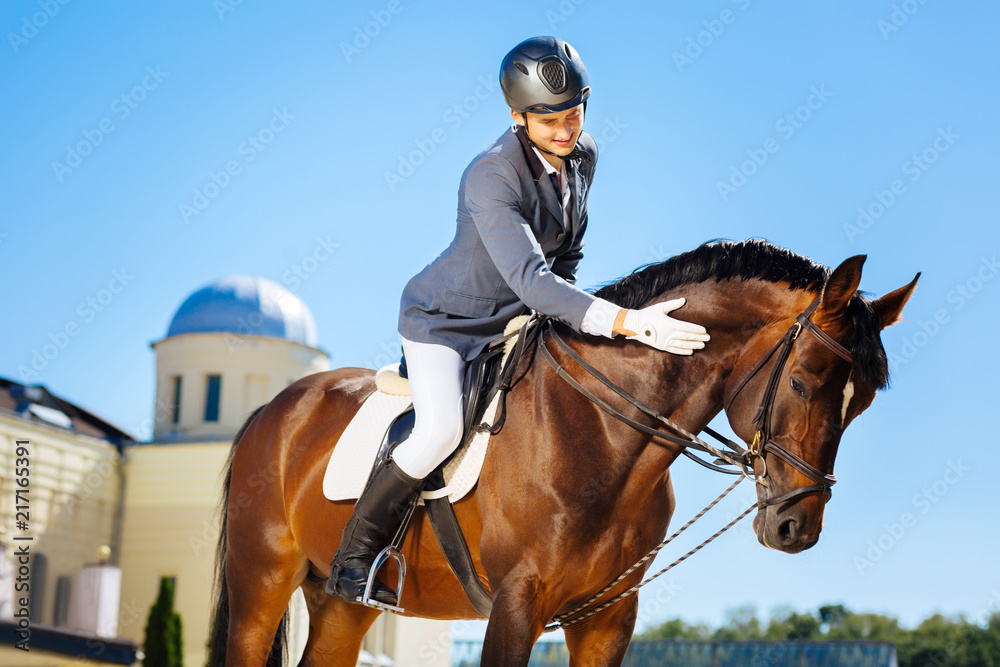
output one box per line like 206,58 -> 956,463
790,377 -> 807,397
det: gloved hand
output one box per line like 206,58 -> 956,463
621,298 -> 710,355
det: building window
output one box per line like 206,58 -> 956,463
204,374 -> 221,422
170,375 -> 182,425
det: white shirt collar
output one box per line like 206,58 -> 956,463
531,146 -> 572,228
531,146 -> 568,181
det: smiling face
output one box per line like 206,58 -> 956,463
512,104 -> 584,167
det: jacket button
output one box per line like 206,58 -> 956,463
556,233 -> 566,242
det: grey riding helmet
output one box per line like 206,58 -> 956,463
500,36 -> 590,114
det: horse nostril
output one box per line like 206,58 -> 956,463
778,518 -> 798,545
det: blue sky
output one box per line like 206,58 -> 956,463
2,0 -> 998,639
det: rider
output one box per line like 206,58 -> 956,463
327,36 -> 710,606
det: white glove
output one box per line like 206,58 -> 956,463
622,298 -> 710,355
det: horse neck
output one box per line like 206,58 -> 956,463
544,279 -> 815,465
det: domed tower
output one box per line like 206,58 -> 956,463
150,276 -> 329,442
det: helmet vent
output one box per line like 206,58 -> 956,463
514,61 -> 529,75
564,43 -> 572,59
541,60 -> 566,92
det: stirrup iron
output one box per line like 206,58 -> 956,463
359,546 -> 407,613
358,492 -> 416,613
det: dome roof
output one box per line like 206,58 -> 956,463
166,275 -> 319,346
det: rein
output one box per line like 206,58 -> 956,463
538,320 -> 751,476
543,478 -> 755,633
538,295 -> 853,630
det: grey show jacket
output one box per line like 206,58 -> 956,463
398,125 -> 599,361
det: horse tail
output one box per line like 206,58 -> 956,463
207,405 -> 288,666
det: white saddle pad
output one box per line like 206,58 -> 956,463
322,386 -> 500,505
323,314 -> 531,505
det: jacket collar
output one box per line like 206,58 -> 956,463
514,124 -> 547,182
513,125 -> 579,230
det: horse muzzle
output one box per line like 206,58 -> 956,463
752,492 -> 826,553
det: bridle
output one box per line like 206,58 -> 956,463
537,295 -> 852,509
724,295 -> 851,507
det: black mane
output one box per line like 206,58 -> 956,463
591,240 -> 889,389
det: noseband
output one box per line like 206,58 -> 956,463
538,295 -> 852,510
725,296 -> 851,508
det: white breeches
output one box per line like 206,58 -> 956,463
390,337 -> 468,480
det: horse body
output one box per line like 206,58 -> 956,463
210,241 -> 918,666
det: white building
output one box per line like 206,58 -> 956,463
0,275 -> 451,666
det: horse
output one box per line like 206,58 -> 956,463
207,239 -> 918,666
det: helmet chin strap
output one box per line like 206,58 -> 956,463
520,122 -> 591,164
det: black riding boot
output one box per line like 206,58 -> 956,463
325,459 -> 423,605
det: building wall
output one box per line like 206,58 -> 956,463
150,333 -> 328,442
0,415 -> 119,634
117,441 -> 231,666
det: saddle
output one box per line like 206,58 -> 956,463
357,314 -> 543,616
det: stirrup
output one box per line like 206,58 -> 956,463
359,546 -> 407,614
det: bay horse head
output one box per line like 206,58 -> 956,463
719,253 -> 919,552
591,240 -> 918,555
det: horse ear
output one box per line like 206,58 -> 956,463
872,272 -> 920,330
820,255 -> 866,317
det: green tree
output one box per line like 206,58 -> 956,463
640,618 -> 711,639
765,610 -> 821,640
713,605 -> 763,640
819,603 -> 847,632
634,605 -> 1000,666
143,577 -> 183,667
826,611 -> 902,641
